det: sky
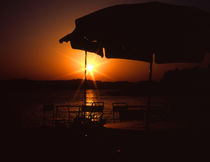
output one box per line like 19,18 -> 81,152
0,0 -> 210,82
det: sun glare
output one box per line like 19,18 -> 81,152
87,64 -> 94,72
55,47 -> 113,85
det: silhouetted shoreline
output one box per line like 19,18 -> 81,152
1,65 -> 210,96
1,66 -> 210,133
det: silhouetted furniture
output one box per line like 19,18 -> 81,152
82,102 -> 104,122
112,103 -> 128,121
119,109 -> 144,121
113,103 -> 128,112
82,102 -> 104,112
42,104 -> 54,127
72,102 -> 105,128
112,103 -> 145,121
54,105 -> 71,128
42,102 -> 105,128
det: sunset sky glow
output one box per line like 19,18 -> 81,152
1,0 -> 210,81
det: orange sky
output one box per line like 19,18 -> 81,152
1,0 -> 209,82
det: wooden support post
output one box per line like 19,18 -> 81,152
145,54 -> 154,133
84,50 -> 87,118
84,50 -> 87,106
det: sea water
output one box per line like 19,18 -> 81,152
20,88 -> 166,129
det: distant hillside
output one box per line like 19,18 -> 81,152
161,65 -> 210,87
1,65 -> 210,96
160,65 -> 210,95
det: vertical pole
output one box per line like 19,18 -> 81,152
145,54 -> 154,133
84,50 -> 87,108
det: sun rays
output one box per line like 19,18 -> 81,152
55,47 -> 113,100
66,51 -> 111,82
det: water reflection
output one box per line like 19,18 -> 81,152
22,89 -> 167,129
86,89 -> 98,103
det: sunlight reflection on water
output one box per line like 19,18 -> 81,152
21,89 -> 166,128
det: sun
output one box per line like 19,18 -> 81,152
86,64 -> 94,72
55,49 -> 112,83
